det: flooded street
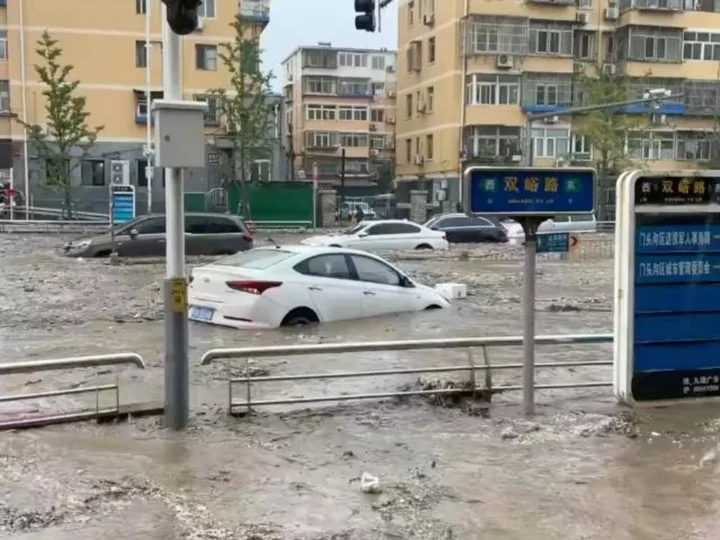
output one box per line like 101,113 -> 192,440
2,232 -> 720,539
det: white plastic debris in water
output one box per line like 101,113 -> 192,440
360,472 -> 381,493
435,282 -> 467,300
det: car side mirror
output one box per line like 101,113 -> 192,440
129,228 -> 139,239
358,232 -> 368,237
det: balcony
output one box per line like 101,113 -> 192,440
527,0 -> 574,5
625,0 -> 683,11
618,77 -> 685,115
302,50 -> 338,70
521,73 -> 574,114
239,0 -> 270,26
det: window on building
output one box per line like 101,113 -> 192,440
406,93 -> 413,117
339,133 -> 368,147
371,108 -> 384,122
571,134 -> 593,159
198,0 -> 216,18
427,86 -> 434,112
531,25 -> 573,56
81,160 -> 106,187
574,31 -> 594,60
628,28 -> 682,62
136,0 -> 146,14
677,131 -> 712,160
0,30 -> 8,60
370,135 -> 385,149
577,0 -> 592,5
428,37 -> 436,63
628,132 -> 675,160
406,138 -> 412,162
426,134 -> 434,160
0,81 -> 9,112
532,128 -> 569,158
372,82 -> 385,95
353,106 -> 368,121
466,74 -> 520,105
469,15 -> 529,55
535,84 -> 559,106
135,40 -> 148,68
308,105 -> 336,121
195,44 -> 217,70
137,159 -> 149,187
683,31 -> 720,60
372,55 -> 385,70
195,94 -> 220,125
465,126 -> 520,158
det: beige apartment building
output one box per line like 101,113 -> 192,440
0,0 -> 275,212
395,0 -> 720,210
282,45 -> 397,189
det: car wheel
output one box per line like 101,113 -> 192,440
415,244 -> 433,250
94,250 -> 111,258
424,304 -> 443,310
281,307 -> 319,327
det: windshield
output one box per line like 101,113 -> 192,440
341,223 -> 367,235
424,216 -> 440,228
213,249 -> 294,270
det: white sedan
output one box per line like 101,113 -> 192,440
301,219 -> 449,251
187,245 -> 451,329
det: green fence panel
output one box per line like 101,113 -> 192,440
183,192 -> 206,212
228,182 -> 313,225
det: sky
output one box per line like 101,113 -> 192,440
259,0 -> 398,91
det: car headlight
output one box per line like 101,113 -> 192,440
67,240 -> 91,251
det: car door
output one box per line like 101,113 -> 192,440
353,222 -> 392,250
294,254 -> 367,322
349,254 -> 417,317
115,216 -> 166,257
471,216 -> 502,242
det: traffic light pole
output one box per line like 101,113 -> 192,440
161,3 -> 190,430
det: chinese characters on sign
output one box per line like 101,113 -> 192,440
638,230 -> 711,248
536,232 -> 569,254
467,168 -> 595,215
683,375 -> 720,395
637,260 -> 711,278
634,176 -> 720,205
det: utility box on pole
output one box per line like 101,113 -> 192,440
151,100 -> 208,168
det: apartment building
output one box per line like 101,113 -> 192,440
396,0 -> 720,210
282,44 -> 397,190
0,0 -> 279,213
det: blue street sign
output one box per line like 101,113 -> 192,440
111,185 -> 136,224
465,167 -> 596,216
621,173 -> 720,403
536,232 -> 569,253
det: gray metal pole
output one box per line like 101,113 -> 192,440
162,5 -> 189,430
340,147 -> 346,222
521,219 -> 539,415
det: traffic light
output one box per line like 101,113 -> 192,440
162,0 -> 202,35
355,0 -> 376,32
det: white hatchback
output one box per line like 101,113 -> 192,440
187,245 -> 451,329
301,220 -> 449,251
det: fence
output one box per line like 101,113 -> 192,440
0,352 -> 146,430
201,334 -> 614,415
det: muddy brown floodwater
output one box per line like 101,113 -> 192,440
2,233 -> 720,539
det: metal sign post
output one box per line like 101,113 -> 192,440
615,170 -> 720,405
464,166 -> 596,414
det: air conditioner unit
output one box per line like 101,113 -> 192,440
386,65 -> 395,73
136,102 -> 148,117
496,54 -> 513,69
543,116 -> 559,124
195,18 -> 204,31
602,63 -> 617,76
604,7 -> 619,20
423,14 -> 435,26
110,160 -> 130,186
417,101 -> 426,113
576,12 -> 589,24
388,90 -> 396,98
387,117 -> 396,124
510,154 -> 522,162
369,124 -> 377,131
370,149 -> 379,157
413,155 -> 424,166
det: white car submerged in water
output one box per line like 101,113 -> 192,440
301,219 -> 449,251
187,245 -> 450,329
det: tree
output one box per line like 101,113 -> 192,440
571,72 -> 647,178
211,16 -> 276,219
18,31 -> 103,218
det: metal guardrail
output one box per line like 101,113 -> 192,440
200,334 -> 614,415
0,353 -> 146,430
0,219 -> 111,234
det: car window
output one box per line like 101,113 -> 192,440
215,249 -> 294,269
298,254 -> 352,279
134,217 -> 165,234
367,223 -> 420,235
343,223 -> 367,235
471,216 -> 495,228
207,217 -> 242,233
351,255 -> 401,286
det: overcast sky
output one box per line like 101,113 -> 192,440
260,0 -> 398,90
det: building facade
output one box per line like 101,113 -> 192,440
281,44 -> 397,193
395,0 -> 720,211
0,0 -> 279,214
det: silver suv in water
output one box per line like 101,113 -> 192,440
63,213 -> 253,258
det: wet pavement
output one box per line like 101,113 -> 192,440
1,232 -> 720,538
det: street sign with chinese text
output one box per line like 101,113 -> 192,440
536,232 -> 569,253
615,170 -> 720,405
464,167 -> 596,216
110,185 -> 136,225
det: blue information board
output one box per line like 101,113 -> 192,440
111,185 -> 136,224
630,175 -> 720,402
465,167 -> 596,216
536,232 -> 569,253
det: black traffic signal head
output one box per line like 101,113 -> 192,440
354,0 -> 376,32
162,0 -> 202,35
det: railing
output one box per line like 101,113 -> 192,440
0,353 -> 146,430
246,220 -> 314,231
0,219 -> 110,234
200,334 -> 614,415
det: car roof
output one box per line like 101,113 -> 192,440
251,244 -> 389,258
141,212 -> 242,219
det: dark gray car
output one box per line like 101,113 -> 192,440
63,213 -> 253,258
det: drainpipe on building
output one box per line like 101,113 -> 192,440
457,0 -> 469,206
19,0 -> 29,219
